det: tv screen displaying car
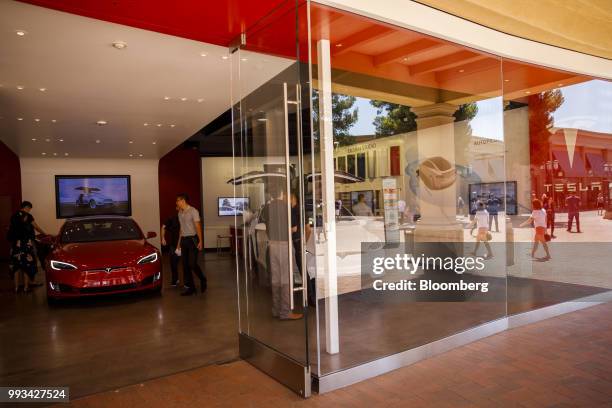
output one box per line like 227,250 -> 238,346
218,197 -> 249,217
468,181 -> 517,215
55,175 -> 131,218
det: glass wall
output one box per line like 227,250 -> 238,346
308,3 -> 507,377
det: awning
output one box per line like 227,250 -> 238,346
586,152 -> 606,176
552,149 -> 586,177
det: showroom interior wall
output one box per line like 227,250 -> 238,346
0,141 -> 22,259
158,145 -> 202,235
20,157 -> 161,248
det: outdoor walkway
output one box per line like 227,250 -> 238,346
62,302 -> 612,407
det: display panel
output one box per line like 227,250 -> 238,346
468,181 -> 517,215
218,197 -> 249,216
55,175 -> 131,218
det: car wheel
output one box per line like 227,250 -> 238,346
89,200 -> 97,209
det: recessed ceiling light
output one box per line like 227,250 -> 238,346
34,118 -> 40,122
156,123 -> 162,127
143,123 -> 149,126
39,87 -> 47,92
95,139 -> 101,144
504,79 -> 510,82
64,153 -> 69,156
53,153 -> 58,156
197,98 -> 204,103
241,58 -> 248,62
152,141 -> 157,145
129,154 -> 133,157
402,57 -> 410,62
58,139 -> 64,142
180,97 -> 187,101
112,41 -> 127,50
163,96 -> 170,101
257,118 -> 268,122
96,120 -> 107,126
335,43 -> 343,47
170,124 -> 176,128
129,140 -> 133,144
16,30 -> 27,36
31,138 -> 37,141
51,119 -> 57,123
200,52 -> 207,57
16,85 -> 24,90
139,154 -> 143,157
525,91 -> 531,94
558,83 -> 564,86
221,55 -> 228,60
45,138 -> 50,142
17,117 -> 23,121
42,152 -> 46,156
458,69 -> 465,73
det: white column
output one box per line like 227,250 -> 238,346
318,39 -> 339,354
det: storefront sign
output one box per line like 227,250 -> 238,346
382,177 -> 400,243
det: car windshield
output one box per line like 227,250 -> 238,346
61,218 -> 142,243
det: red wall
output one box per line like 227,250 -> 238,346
158,145 -> 202,226
0,141 -> 22,258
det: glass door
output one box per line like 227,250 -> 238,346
229,0 -> 312,397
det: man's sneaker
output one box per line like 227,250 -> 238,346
170,281 -> 179,287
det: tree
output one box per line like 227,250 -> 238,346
528,90 -> 564,165
370,101 -> 417,136
312,91 -> 359,147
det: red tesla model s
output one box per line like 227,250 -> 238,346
45,216 -> 161,303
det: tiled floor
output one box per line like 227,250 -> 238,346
64,301 -> 612,407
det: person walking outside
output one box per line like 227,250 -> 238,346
565,192 -> 581,233
596,193 -> 605,216
486,194 -> 500,232
161,205 -> 181,287
7,201 -> 46,293
176,193 -> 207,296
520,199 -> 551,261
543,194 -> 556,239
352,193 -> 373,216
468,202 -> 493,259
262,183 -> 302,320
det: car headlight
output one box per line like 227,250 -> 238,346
137,252 -> 158,264
50,260 -> 77,270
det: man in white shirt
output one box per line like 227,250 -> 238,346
176,193 -> 206,296
352,194 -> 373,216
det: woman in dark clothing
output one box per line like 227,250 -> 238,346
542,195 -> 556,239
8,201 -> 46,293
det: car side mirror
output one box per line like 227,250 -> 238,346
146,231 -> 157,239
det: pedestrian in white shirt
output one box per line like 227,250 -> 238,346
468,202 -> 493,259
520,199 -> 551,260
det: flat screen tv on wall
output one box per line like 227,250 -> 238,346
218,197 -> 249,217
55,175 -> 132,219
468,181 -> 517,215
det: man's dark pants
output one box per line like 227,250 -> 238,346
169,245 -> 181,284
180,236 -> 206,290
567,212 -> 580,232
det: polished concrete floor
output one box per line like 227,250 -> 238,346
63,301 -> 612,407
0,253 -> 239,399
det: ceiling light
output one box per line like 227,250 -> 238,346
112,41 -> 127,50
200,52 -> 207,57
458,69 -> 465,73
51,119 -> 57,123
525,91 -> 531,94
34,118 -> 40,122
170,124 -> 175,128
197,98 -> 204,103
335,43 -> 343,47
504,79 -> 510,82
42,152 -> 46,156
143,123 -> 149,126
31,138 -> 37,141
402,57 -> 410,62
163,96 -> 170,101
95,139 -> 101,144
241,58 -> 248,62
16,30 -> 27,36
180,97 -> 187,101
64,153 -> 69,156
558,83 -> 564,87
96,120 -> 107,126
53,153 -> 58,156
17,117 -> 23,121
58,139 -> 64,142
129,154 -> 133,157
16,85 -> 24,90
152,141 -> 157,145
39,87 -> 47,92
129,140 -> 133,144
139,154 -> 143,157
257,118 -> 267,122
221,55 -> 229,60
45,138 -> 50,142
156,123 -> 162,127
